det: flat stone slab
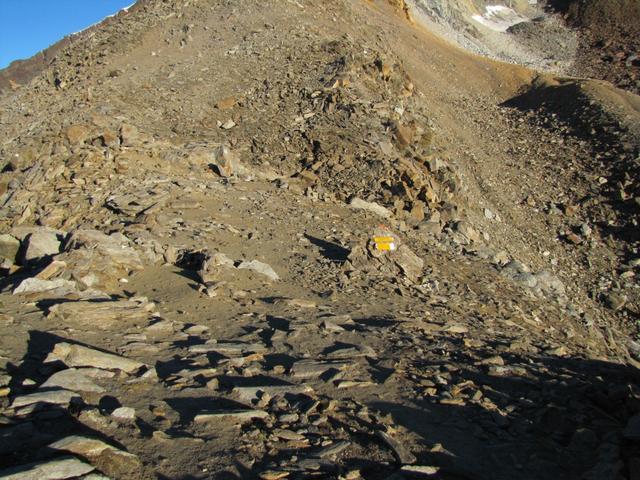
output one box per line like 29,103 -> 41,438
50,435 -> 122,457
11,389 -> 80,409
46,342 -> 145,374
13,278 -> 77,295
41,369 -> 105,393
49,435 -> 141,473
290,359 -> 351,379
189,341 -> 267,355
349,197 -> 392,218
194,409 -> 269,424
401,465 -> 440,475
48,300 -> 154,330
0,456 -> 94,480
325,344 -> 375,359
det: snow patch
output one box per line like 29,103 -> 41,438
471,5 -> 528,32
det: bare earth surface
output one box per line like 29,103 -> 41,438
0,1 -> 639,479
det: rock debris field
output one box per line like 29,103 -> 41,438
0,0 -> 639,479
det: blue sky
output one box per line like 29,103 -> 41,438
0,1 -> 135,69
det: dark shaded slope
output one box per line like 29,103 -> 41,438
546,0 -> 640,94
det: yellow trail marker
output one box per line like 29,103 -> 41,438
373,236 -> 396,251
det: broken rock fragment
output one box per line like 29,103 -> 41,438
315,440 -> 351,458
46,342 -> 146,374
11,389 -> 81,409
237,259 -> 280,281
41,369 -> 105,393
194,409 -> 269,424
290,359 -> 351,379
349,197 -> 392,219
233,384 -> 314,403
65,125 -> 91,145
49,435 -> 142,477
120,123 -> 140,147
112,406 -> 136,422
48,298 -> 155,330
58,229 -> 143,290
0,456 -> 94,480
212,145 -> 239,177
13,278 -> 77,296
0,233 -> 20,264
197,251 -> 234,284
401,465 -> 440,475
393,244 -> 424,282
20,229 -> 62,263
189,340 -> 267,355
377,430 -> 416,464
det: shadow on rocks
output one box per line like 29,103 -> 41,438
1,330 -> 136,473
304,234 -> 350,264
370,344 -> 640,480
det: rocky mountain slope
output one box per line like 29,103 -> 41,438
0,0 -> 639,479
546,0 -> 640,94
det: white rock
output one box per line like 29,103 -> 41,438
194,409 -> 269,424
401,465 -> 440,475
349,197 -> 392,218
111,406 -> 136,421
484,208 -> 495,220
237,260 -> 279,281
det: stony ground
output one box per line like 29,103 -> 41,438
0,1 -> 639,479
545,0 -> 640,95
